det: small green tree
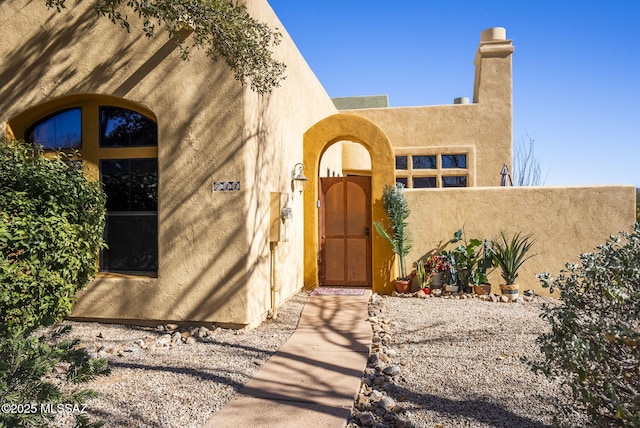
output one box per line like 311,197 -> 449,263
535,224 -> 640,427
374,184 -> 412,279
44,0 -> 286,95
0,140 -> 109,427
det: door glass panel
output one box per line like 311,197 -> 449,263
26,108 -> 81,149
100,106 -> 157,148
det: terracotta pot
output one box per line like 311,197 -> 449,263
394,279 -> 411,294
500,284 -> 519,301
473,283 -> 492,295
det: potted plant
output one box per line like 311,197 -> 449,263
374,184 -> 412,293
491,232 -> 536,301
470,240 -> 495,295
414,259 -> 428,291
422,254 -> 447,288
442,228 -> 487,293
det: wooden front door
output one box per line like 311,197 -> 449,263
319,177 -> 371,287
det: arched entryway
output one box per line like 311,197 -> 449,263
303,113 -> 396,294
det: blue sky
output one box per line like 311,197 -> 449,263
268,1 -> 640,188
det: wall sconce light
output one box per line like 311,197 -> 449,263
291,162 -> 308,194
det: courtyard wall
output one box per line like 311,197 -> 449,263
405,185 -> 636,295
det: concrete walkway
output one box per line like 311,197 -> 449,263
205,289 -> 372,428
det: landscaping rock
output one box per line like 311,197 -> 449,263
156,334 -> 172,347
379,396 -> 397,411
358,412 -> 376,426
383,365 -> 401,377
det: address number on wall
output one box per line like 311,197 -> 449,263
213,181 -> 241,192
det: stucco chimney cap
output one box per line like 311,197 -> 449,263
480,27 -> 507,42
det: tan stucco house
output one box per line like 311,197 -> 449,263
1,1 -> 635,328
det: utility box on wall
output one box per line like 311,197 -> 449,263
270,192 -> 289,242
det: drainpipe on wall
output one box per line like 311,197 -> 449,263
269,241 -> 278,320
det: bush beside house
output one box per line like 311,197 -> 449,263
0,140 -> 109,427
535,224 -> 640,427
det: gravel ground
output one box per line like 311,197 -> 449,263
362,294 -> 572,428
54,292 -> 308,428
51,292 -> 571,427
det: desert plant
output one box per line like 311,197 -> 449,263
491,232 -> 535,285
441,228 -> 494,290
534,224 -> 640,426
415,259 -> 427,289
374,183 -> 412,279
471,240 -> 496,285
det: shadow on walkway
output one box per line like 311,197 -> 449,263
205,291 -> 372,428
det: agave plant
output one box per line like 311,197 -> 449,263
491,232 -> 536,285
374,184 -> 412,279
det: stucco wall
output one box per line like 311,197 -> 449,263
0,0 -> 249,325
239,0 -> 340,325
0,0 -> 337,327
342,141 -> 372,174
404,186 -> 636,295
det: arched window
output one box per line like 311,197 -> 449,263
15,98 -> 159,275
100,106 -> 157,148
25,108 -> 82,149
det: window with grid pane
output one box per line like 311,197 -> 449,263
413,177 -> 437,188
442,154 -> 467,169
100,158 -> 158,273
412,155 -> 436,169
442,176 -> 467,187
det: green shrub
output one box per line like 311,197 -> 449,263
0,140 -> 109,427
0,140 -> 106,336
535,223 -> 640,426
